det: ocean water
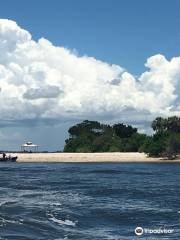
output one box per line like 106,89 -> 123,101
0,163 -> 180,240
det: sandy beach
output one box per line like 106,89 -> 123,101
11,152 -> 180,163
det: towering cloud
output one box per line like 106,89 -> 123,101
0,19 -> 179,126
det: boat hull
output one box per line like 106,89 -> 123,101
0,156 -> 17,162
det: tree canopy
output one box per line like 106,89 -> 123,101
141,116 -> 180,159
64,117 -> 180,160
64,120 -> 146,153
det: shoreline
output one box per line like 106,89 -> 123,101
9,152 -> 180,163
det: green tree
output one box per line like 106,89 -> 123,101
144,116 -> 180,159
123,133 -> 147,152
165,133 -> 180,159
151,117 -> 167,132
64,136 -> 92,152
64,120 -> 107,152
113,123 -> 137,138
64,120 -> 148,153
141,132 -> 168,157
166,116 -> 180,133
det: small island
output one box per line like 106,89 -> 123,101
64,116 -> 180,160
15,116 -> 180,163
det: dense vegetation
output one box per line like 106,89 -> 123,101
64,117 -> 180,159
141,116 -> 180,159
64,120 -> 147,153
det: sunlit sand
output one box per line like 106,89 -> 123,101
13,152 -> 180,163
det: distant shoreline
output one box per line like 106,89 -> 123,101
10,152 -> 180,163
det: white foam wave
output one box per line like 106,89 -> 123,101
49,216 -> 76,226
51,202 -> 62,207
0,201 -> 7,207
0,200 -> 17,207
0,217 -> 23,226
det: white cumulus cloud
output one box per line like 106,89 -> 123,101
0,19 -> 179,127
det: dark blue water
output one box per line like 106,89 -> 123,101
0,163 -> 180,240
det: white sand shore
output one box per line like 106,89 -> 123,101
12,152 -> 180,163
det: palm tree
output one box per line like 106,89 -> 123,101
151,117 -> 167,132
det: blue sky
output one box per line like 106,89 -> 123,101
1,0 -> 180,74
0,0 -> 179,151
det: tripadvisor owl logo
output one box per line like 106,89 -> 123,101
135,227 -> 143,236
